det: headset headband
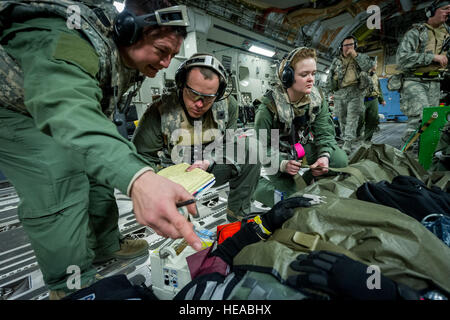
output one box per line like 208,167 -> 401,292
133,5 -> 189,28
113,5 -> 189,46
176,54 -> 229,101
183,54 -> 227,83
426,1 -> 450,18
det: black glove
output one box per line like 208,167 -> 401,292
260,196 -> 312,233
287,251 -> 421,300
210,222 -> 261,266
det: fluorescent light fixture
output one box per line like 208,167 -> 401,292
248,45 -> 276,58
113,1 -> 125,13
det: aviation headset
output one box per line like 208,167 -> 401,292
113,5 -> 189,47
339,35 -> 358,52
278,47 -> 309,89
426,0 -> 450,18
175,53 -> 229,101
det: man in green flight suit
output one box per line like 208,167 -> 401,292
252,47 -> 348,208
0,0 -> 203,299
132,53 -> 261,222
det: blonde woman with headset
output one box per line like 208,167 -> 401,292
253,47 -> 348,207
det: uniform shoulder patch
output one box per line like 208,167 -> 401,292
53,32 -> 99,77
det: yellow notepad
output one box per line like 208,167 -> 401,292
157,163 -> 215,195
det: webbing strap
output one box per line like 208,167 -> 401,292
271,229 -> 363,263
301,164 -> 366,185
327,166 -> 366,185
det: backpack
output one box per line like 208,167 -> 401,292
63,274 -> 158,300
356,175 -> 450,222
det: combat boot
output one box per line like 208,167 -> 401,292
48,281 -> 93,300
226,208 -> 242,223
112,238 -> 149,260
49,290 -> 67,300
93,238 -> 149,264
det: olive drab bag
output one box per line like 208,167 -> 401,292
233,193 -> 450,293
301,143 -> 428,199
233,143 -> 450,294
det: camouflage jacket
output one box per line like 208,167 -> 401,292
366,73 -> 385,103
0,0 -> 141,117
396,23 -> 449,74
326,52 -> 373,93
0,1 -> 151,196
132,91 -> 238,171
254,84 -> 337,168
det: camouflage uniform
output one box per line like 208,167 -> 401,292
357,72 -> 385,142
326,51 -> 373,154
0,1 -> 152,292
396,23 -> 449,145
132,91 -> 261,221
253,84 -> 348,207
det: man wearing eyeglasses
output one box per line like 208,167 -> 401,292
132,53 -> 261,222
326,35 -> 373,155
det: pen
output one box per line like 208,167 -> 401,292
176,199 -> 196,208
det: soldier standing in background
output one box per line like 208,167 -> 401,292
396,0 -> 450,154
357,58 -> 386,142
326,35 -> 373,155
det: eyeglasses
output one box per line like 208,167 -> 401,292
184,84 -> 218,103
343,43 -> 355,47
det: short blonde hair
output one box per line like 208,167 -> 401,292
290,48 -> 317,68
278,47 -> 317,80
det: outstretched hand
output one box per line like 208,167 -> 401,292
130,171 -> 202,251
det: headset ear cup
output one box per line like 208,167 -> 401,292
217,81 -> 226,100
113,11 -> 140,46
175,65 -> 186,90
281,66 -> 294,89
425,1 -> 439,19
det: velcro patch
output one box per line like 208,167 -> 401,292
53,32 -> 99,77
